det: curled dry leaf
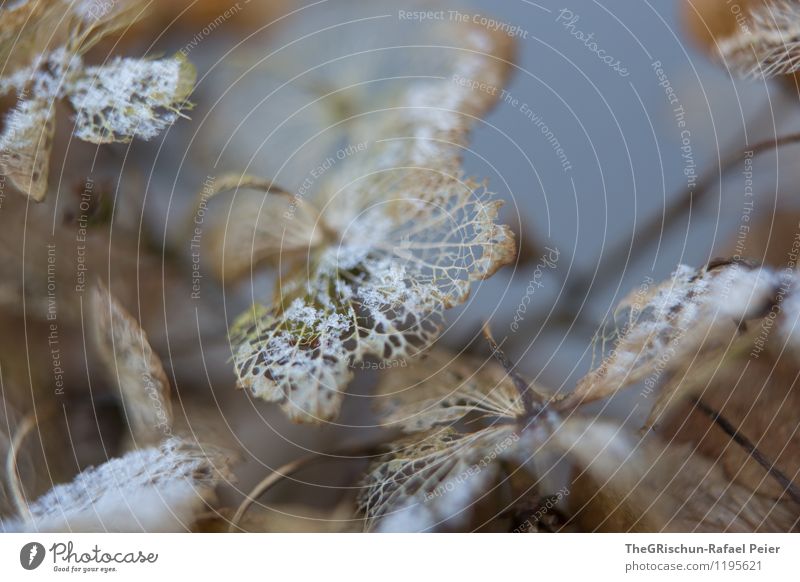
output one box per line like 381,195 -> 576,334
717,0 -> 800,78
0,0 -> 195,201
91,282 -> 172,447
224,22 -> 517,423
0,438 -> 231,533
562,417 -> 798,532
197,173 -> 323,282
659,342 -> 800,502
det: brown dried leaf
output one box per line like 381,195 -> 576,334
0,96 -> 55,202
91,282 -> 172,447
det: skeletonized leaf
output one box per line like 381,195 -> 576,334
376,348 -> 533,432
566,263 -> 780,413
359,427 -> 519,532
232,181 -> 515,423
225,18 -> 516,423
0,1 -> 191,200
0,439 -> 230,533
91,282 -> 172,446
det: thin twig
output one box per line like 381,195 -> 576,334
693,397 -> 800,505
5,412 -> 37,522
482,322 -> 538,415
228,439 -> 392,532
565,132 -> 800,303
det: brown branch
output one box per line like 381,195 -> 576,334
482,322 -> 539,415
565,132 -> 800,303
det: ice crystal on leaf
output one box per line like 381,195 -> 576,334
565,261 -> 784,426
0,0 -> 194,201
222,22 -> 517,424
1,439 -> 229,533
718,0 -> 800,78
360,336 -> 800,532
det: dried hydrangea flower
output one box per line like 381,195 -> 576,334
359,348 -> 554,532
0,439 -> 230,533
0,0 -> 195,201
361,344 -> 798,532
718,0 -> 800,78
220,22 -> 517,423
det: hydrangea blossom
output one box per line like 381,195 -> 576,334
217,22 -> 518,423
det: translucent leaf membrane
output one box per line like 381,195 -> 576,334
91,283 -> 172,448
201,174 -> 324,282
375,348 -> 531,432
227,17 -> 517,423
0,95 -> 54,201
0,439 -> 230,533
358,427 -> 517,532
319,22 -> 515,229
231,181 -> 515,423
718,0 -> 800,78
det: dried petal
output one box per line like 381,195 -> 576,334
359,427 -> 518,532
0,96 -> 54,201
91,282 -> 172,446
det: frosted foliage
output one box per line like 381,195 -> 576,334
718,0 -> 800,78
358,428 -> 518,532
225,21 -> 517,423
68,56 -> 193,142
570,263 -> 781,407
231,183 -> 515,423
0,1 -> 192,199
0,97 -> 55,201
5,439 -> 226,532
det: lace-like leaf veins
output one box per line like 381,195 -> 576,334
226,22 -> 517,423
0,0 -> 195,201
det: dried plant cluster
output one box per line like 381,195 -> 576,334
0,0 -> 798,534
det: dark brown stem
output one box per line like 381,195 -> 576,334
693,398 -> 800,505
482,323 -> 539,415
565,132 -> 800,303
